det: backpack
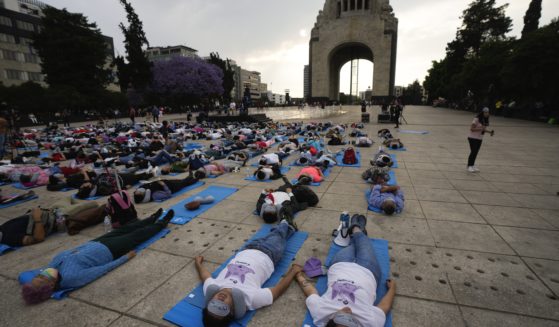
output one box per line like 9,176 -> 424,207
342,147 -> 357,165
362,167 -> 390,184
106,190 -> 138,228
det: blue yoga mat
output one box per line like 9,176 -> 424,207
0,194 -> 39,209
387,171 -> 397,186
184,143 -> 204,151
398,130 -> 429,135
164,224 -> 308,327
39,151 -> 50,159
153,181 -> 205,203
387,147 -> 406,152
12,183 -> 42,190
0,243 -> 19,256
301,238 -> 393,327
18,228 -> 171,300
390,154 -> 399,168
167,186 -> 238,225
365,184 -> 400,214
335,151 -> 362,167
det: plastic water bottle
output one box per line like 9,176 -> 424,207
104,216 -> 112,233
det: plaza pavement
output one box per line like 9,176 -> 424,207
1,106 -> 558,327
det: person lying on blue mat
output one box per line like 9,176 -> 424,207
195,219 -> 303,327
253,165 -> 283,181
368,184 -> 405,215
256,177 -> 318,225
133,176 -> 199,203
0,202 -> 105,247
20,209 -> 174,305
258,153 -> 283,166
295,215 -> 396,327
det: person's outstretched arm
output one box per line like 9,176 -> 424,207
295,270 -> 318,297
377,280 -> 396,314
269,264 -> 302,300
195,256 -> 211,282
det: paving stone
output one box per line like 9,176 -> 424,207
327,181 -> 369,195
293,233 -> 331,267
474,205 -> 554,229
450,179 -> 498,192
508,193 -> 559,210
127,261 -> 219,326
479,173 -> 523,183
523,257 -> 559,296
197,199 -> 255,223
397,199 -> 426,219
201,224 -> 259,263
405,162 -> 440,171
491,182 -> 549,195
0,276 -> 120,327
72,249 -> 189,311
392,296 -> 464,327
407,169 -> 447,180
109,316 -> 158,327
495,226 -> 559,260
410,177 -> 455,189
441,249 -> 559,320
420,201 -> 486,223
367,216 -> 435,246
413,187 -> 468,203
460,190 -> 519,206
150,219 -> 235,257
461,307 -> 559,327
319,193 -> 368,211
442,170 -> 485,181
250,282 -> 308,327
533,209 -> 559,229
428,220 -> 514,255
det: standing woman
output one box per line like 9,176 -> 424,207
467,107 -> 494,173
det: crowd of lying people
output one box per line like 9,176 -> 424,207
0,119 -> 407,327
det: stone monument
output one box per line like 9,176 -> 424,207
308,0 -> 398,100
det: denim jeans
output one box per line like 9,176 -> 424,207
149,151 -> 175,166
245,223 -> 294,266
330,232 -> 381,282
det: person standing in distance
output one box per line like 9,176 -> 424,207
467,107 -> 494,173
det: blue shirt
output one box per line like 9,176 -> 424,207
368,185 -> 405,212
47,242 -> 128,289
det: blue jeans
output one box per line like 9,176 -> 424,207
330,232 -> 381,282
149,151 -> 175,166
245,223 -> 294,266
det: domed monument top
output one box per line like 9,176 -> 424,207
308,0 -> 398,100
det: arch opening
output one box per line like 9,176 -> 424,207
328,42 -> 374,100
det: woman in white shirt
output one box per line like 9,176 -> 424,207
467,108 -> 494,173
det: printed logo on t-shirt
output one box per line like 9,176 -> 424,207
225,262 -> 255,284
331,280 -> 360,305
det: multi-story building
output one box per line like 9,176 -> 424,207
146,45 -> 198,62
233,66 -> 262,102
0,0 -> 116,89
394,85 -> 404,97
303,65 -> 310,99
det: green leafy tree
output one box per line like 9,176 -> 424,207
113,55 -> 130,93
118,0 -> 151,91
402,80 -> 423,105
521,0 -> 542,38
33,7 -> 111,94
206,52 -> 236,102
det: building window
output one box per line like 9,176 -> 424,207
16,20 -> 35,32
27,72 -> 42,82
0,16 -> 12,27
0,33 -> 16,43
337,2 -> 341,17
343,0 -> 348,11
5,69 -> 24,80
350,0 -> 355,10
364,0 -> 370,10
24,53 -> 38,63
2,49 -> 18,61
357,0 -> 362,10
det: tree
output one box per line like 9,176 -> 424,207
113,55 -> 130,93
151,57 -> 224,105
33,7 -> 111,94
402,80 -> 423,105
118,0 -> 151,92
206,52 -> 236,102
521,0 -> 542,38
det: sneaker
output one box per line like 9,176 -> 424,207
280,212 -> 298,231
348,214 -> 367,235
158,210 -> 174,226
467,166 -> 476,173
150,208 -> 164,221
472,166 -> 480,172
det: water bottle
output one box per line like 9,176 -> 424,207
104,215 -> 112,233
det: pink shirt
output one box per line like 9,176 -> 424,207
297,167 -> 323,183
468,118 -> 484,140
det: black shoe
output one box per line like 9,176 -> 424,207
150,208 -> 164,222
158,210 -> 175,227
282,176 -> 291,185
348,214 -> 367,235
281,213 -> 298,231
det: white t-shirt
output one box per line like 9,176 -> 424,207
306,262 -> 386,327
265,191 -> 291,205
262,153 -> 280,165
203,249 -> 274,310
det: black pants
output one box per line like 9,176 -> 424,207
467,138 -> 483,167
120,172 -> 151,187
394,113 -> 400,127
164,177 -> 198,193
93,216 -> 163,259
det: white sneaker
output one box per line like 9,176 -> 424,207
472,166 -> 480,172
153,166 -> 161,177
467,166 -> 476,173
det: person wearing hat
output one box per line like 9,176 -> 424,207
295,215 -> 396,327
467,107 -> 494,173
195,219 -> 302,326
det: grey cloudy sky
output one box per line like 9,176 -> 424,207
45,0 -> 558,97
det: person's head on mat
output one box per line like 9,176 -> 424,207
133,188 -> 151,203
21,268 -> 59,304
203,287 -> 246,326
256,170 -> 267,181
76,182 -> 94,199
382,199 -> 396,215
325,307 -> 361,327
258,157 -> 267,166
298,157 -> 308,165
298,175 -> 312,185
262,205 -> 278,223
194,169 -> 206,180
